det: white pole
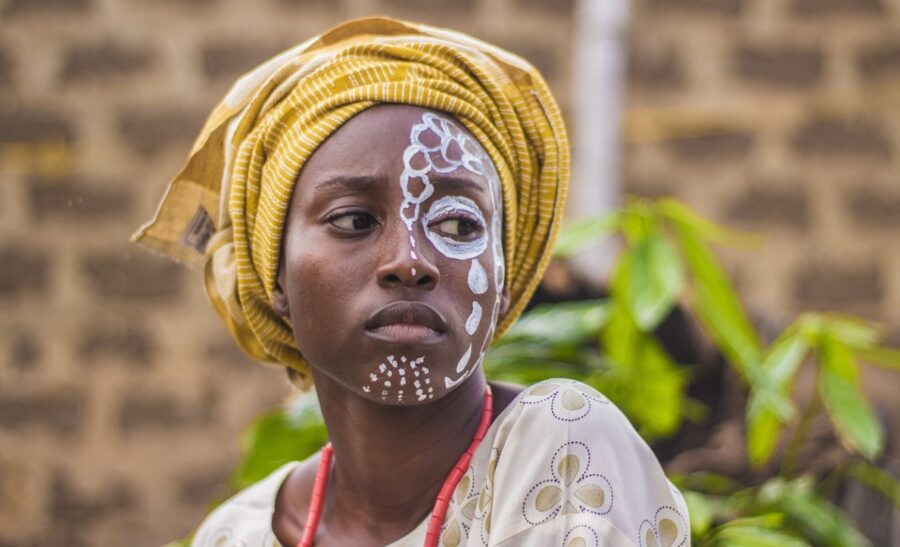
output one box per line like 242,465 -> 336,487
567,0 -> 630,286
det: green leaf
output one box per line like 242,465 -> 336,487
818,337 -> 884,460
619,199 -> 655,243
746,408 -> 782,468
857,346 -> 900,370
671,221 -> 763,375
626,231 -> 685,330
765,329 -> 810,386
602,255 -> 639,366
710,522 -> 810,547
684,491 -> 717,536
846,460 -> 900,508
231,392 -> 328,490
657,197 -> 759,247
485,343 -> 608,384
758,477 -> 871,547
675,471 -> 745,496
745,330 -> 808,466
498,299 -> 610,346
599,297 -> 690,439
822,315 -> 881,351
553,213 -> 620,258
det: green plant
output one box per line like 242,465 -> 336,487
218,196 -> 899,545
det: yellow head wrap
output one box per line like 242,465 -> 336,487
132,17 -> 569,390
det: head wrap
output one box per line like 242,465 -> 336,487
132,17 -> 569,390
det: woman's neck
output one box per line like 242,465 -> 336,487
311,368 -> 488,541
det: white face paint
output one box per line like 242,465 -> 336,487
455,344 -> 472,374
363,355 -> 429,402
421,196 -> 488,260
465,301 -> 482,335
468,259 -> 488,295
397,111 -> 506,395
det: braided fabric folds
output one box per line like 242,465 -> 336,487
132,17 -> 569,389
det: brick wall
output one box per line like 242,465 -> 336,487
1,0 -> 897,545
625,0 -> 900,486
626,0 -> 900,324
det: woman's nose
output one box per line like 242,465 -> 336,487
376,228 -> 439,290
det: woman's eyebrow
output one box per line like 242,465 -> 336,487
314,175 -> 382,192
314,174 -> 488,195
430,175 -> 487,196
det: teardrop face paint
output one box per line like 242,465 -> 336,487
465,301 -> 482,335
468,259 -> 488,295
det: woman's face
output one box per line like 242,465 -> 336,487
275,104 -> 507,405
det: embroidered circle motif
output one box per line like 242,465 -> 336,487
520,379 -> 609,422
439,466 -> 479,547
522,441 -> 613,525
475,449 -> 500,546
562,524 -> 601,547
638,505 -> 688,547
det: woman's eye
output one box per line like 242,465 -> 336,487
434,218 -> 481,238
330,212 -> 376,231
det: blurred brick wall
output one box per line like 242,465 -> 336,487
0,0 -> 573,545
624,0 -> 900,439
626,0 -> 900,327
1,0 -> 898,545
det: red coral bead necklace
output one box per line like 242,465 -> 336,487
297,384 -> 494,547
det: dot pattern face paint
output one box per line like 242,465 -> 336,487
398,111 -> 506,395
363,355 -> 429,403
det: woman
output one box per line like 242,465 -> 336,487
134,17 -> 689,547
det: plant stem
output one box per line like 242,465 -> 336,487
780,368 -> 822,478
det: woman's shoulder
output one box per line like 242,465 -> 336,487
189,461 -> 301,547
486,378 -> 690,546
496,378 -> 664,472
499,378 -> 672,488
503,378 -> 624,431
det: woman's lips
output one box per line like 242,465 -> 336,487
366,323 -> 445,344
364,301 -> 448,344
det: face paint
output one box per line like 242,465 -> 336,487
467,259 -> 488,295
421,196 -> 488,260
465,301 -> 482,335
401,112 -> 483,259
399,111 -> 506,395
455,344 -> 472,374
363,355 -> 429,402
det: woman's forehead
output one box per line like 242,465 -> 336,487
297,104 -> 497,192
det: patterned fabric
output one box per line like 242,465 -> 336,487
189,380 -> 690,546
131,17 -> 570,389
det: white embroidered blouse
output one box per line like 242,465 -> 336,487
190,379 -> 691,547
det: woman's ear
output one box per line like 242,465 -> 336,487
273,269 -> 290,318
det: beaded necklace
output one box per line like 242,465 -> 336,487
297,385 -> 494,547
